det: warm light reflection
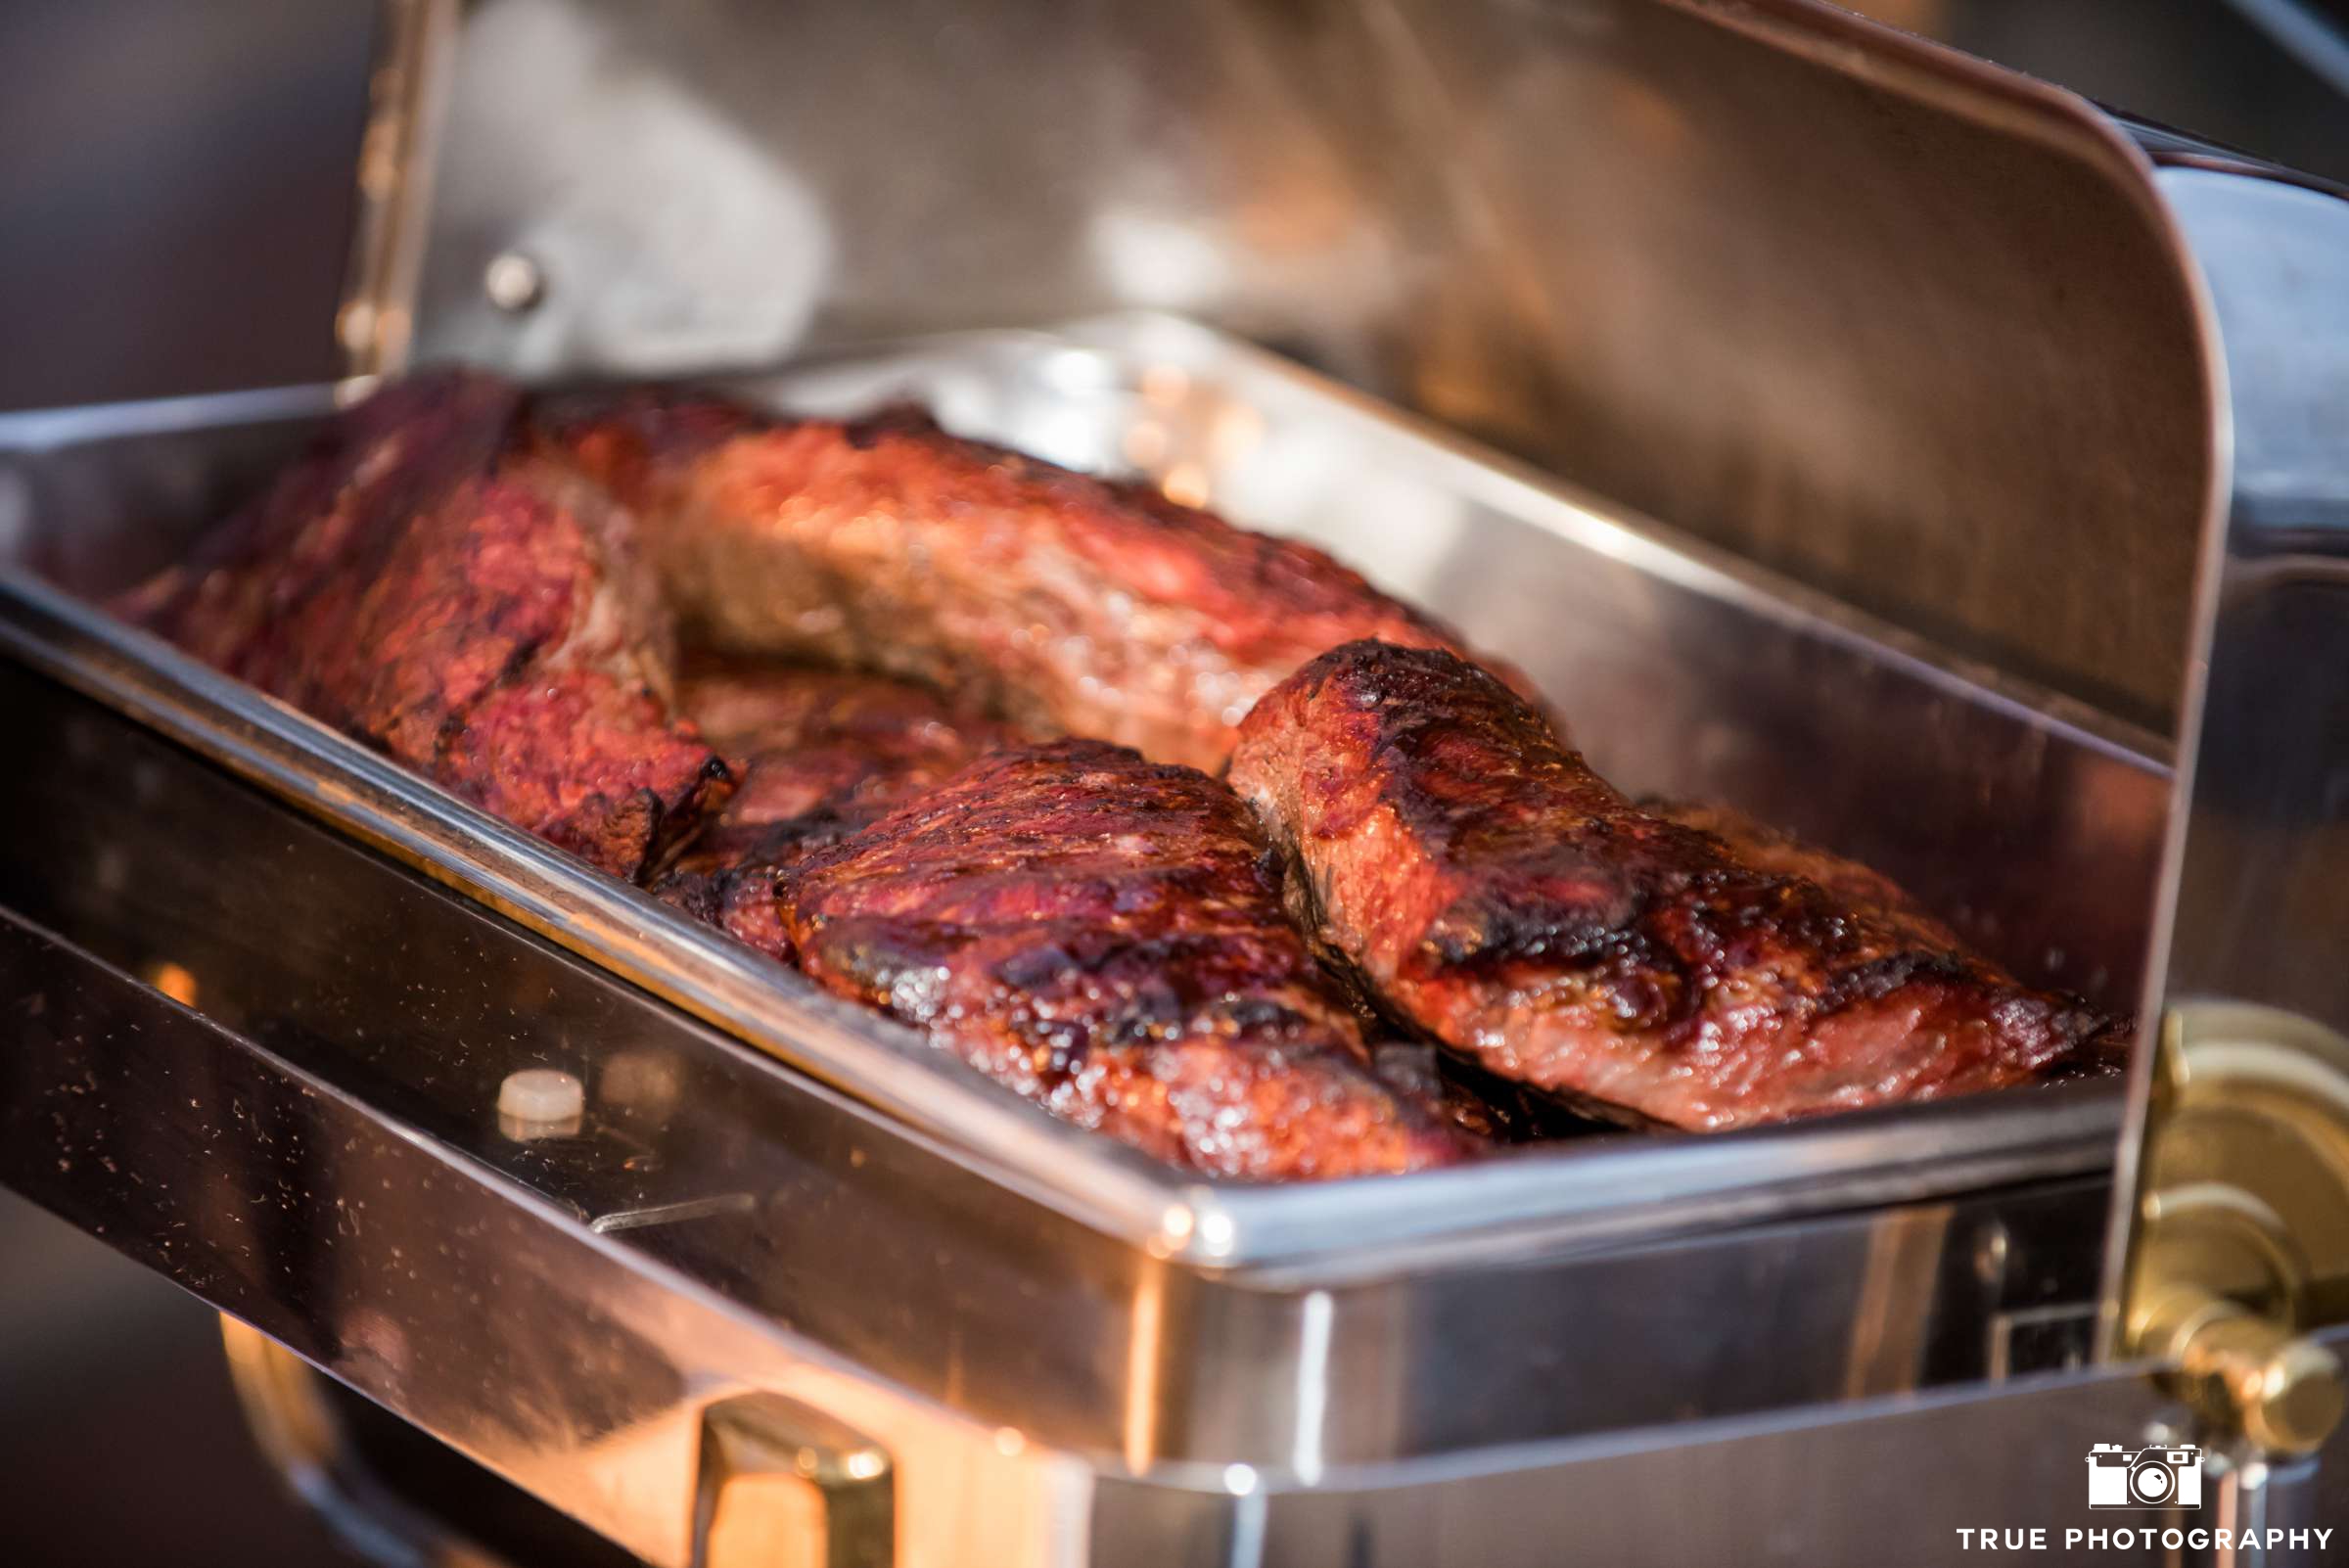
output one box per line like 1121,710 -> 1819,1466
1123,1262 -> 1166,1475
146,960 -> 198,1007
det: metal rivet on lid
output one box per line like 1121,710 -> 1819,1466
484,252 -> 545,313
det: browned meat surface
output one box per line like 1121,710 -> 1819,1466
116,373 -> 728,878
655,655 -> 1021,960
538,393 -> 1530,771
777,738 -> 1466,1177
1229,641 -> 2124,1131
680,652 -> 1021,834
1646,801 -> 1967,954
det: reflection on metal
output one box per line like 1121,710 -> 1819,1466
1121,1261 -> 1167,1477
1839,1207 -> 1953,1399
2102,158 -> 2349,1465
340,0 -> 460,377
350,0 -> 2215,723
222,1316 -> 517,1568
695,1393 -> 893,1568
0,906 -> 1075,1564
2121,1006 -> 2349,1455
2222,0 -> 2349,100
143,958 -> 199,1007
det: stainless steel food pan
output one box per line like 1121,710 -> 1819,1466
0,310 -> 2162,1231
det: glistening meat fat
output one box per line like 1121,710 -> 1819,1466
537,392 -> 1531,772
776,738 -> 1466,1178
1227,640 -> 2125,1131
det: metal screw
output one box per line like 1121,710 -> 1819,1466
484,252 -> 545,313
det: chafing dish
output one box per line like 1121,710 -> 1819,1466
7,1 -> 2349,1563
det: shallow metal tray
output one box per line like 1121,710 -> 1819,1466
0,316 -> 2157,1480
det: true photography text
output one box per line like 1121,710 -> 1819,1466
1955,1526 -> 2334,1553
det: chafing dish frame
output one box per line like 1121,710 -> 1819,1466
27,0 -> 2349,1554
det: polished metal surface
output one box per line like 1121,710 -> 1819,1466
349,0 -> 2216,728
0,307 -> 2205,1556
0,701 -> 2154,1542
1086,1368 -> 2330,1567
222,1315 -> 628,1568
338,0 -> 455,377
0,904 -> 1083,1567
2135,163 -> 2349,1028
25,1 -> 2347,1553
11,894 -> 2328,1566
2119,1005 -> 2349,1456
2098,156 -> 2349,1466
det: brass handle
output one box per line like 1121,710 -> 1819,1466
694,1392 -> 894,1568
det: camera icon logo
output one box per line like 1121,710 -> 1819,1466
2086,1443 -> 2203,1509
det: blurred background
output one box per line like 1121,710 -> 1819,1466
6,0 -> 2349,418
3,1 -> 2347,1562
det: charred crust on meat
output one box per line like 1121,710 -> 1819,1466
1229,639 -> 2129,1130
776,738 -> 1463,1177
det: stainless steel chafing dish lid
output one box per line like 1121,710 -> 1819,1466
365,0 -> 2217,733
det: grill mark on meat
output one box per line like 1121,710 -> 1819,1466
777,738 -> 1465,1178
1644,800 -> 1970,954
1228,640 -> 2127,1131
116,372 -> 728,879
534,391 -> 1539,772
652,655 -> 1021,961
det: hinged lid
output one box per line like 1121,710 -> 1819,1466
345,0 -> 2217,724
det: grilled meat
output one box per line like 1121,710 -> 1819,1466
1645,801 -> 1968,955
656,655 -> 1021,960
680,652 -> 1021,835
1228,641 -> 2123,1131
538,393 -> 1527,771
117,372 -> 728,879
777,738 -> 1466,1177
117,367 -> 2121,1166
